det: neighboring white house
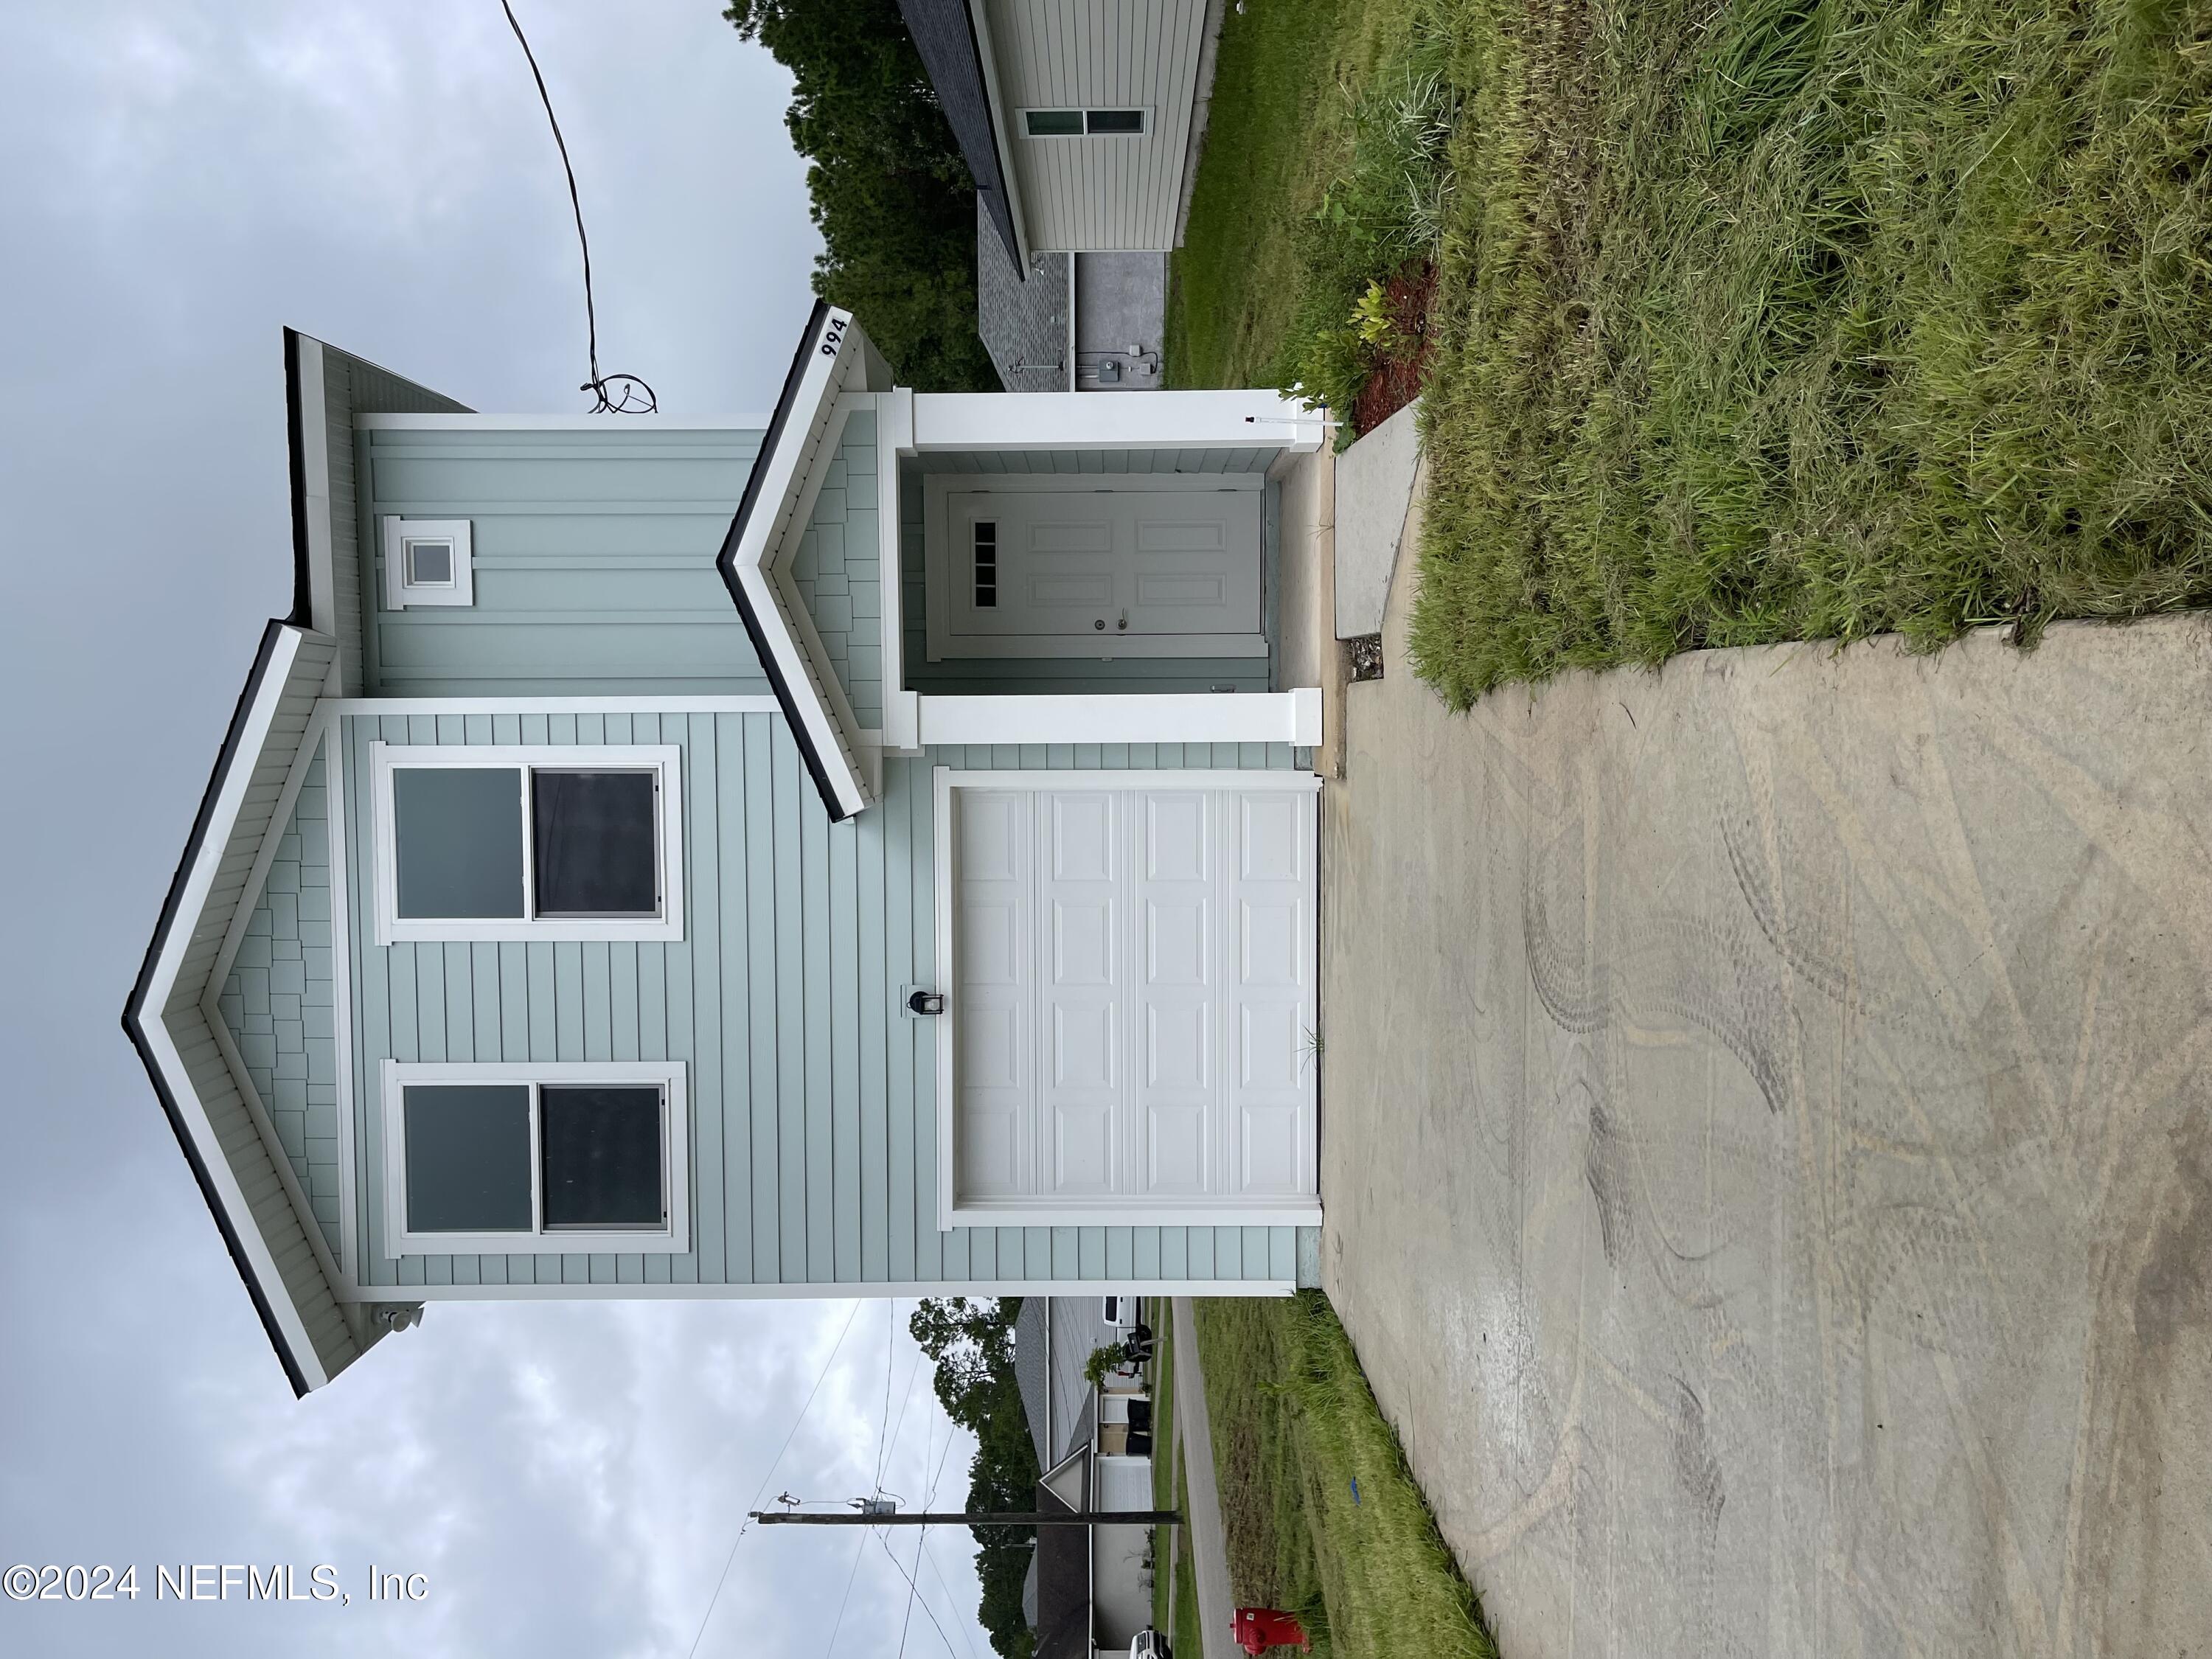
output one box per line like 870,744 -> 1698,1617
123,308 -> 1326,1394
900,0 -> 1225,392
1016,1295 -> 1157,1658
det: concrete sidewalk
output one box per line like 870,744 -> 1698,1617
1321,498 -> 2212,1656
1170,1298 -> 1237,1659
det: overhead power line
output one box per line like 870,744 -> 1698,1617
685,1300 -> 866,1659
498,0 -> 658,413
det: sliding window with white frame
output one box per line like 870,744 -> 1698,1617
369,742 -> 683,944
379,1061 -> 690,1256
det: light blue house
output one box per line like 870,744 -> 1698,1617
125,307 -> 1326,1392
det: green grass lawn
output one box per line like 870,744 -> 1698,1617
1192,1293 -> 1495,1659
1172,1464 -> 1203,1659
1150,1318 -> 1177,1634
1173,0 -> 2212,703
1166,0 -> 1422,389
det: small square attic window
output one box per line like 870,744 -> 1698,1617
383,517 -> 473,609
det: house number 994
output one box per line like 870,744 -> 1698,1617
820,316 -> 848,356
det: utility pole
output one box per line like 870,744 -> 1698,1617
751,1509 -> 1179,1528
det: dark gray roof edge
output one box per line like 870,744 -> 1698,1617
897,0 -> 1021,271
714,299 -> 854,825
121,617 -> 312,1400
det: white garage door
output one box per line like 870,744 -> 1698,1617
950,777 -> 1318,1219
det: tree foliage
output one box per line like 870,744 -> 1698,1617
909,1297 -> 1040,1658
724,0 -> 996,391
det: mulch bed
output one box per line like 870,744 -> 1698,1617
1349,263 -> 1438,436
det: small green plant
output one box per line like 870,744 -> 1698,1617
1085,1343 -> 1125,1388
1351,281 -> 1398,349
1279,41 -> 1464,433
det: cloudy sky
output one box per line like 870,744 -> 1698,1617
0,2 -> 993,1654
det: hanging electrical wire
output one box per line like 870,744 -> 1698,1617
887,1399 -> 967,1659
498,0 -> 658,414
684,1300 -> 866,1659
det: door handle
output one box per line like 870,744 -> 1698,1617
1117,611 -> 1128,631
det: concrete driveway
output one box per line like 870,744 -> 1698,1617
1320,518 -> 2212,1656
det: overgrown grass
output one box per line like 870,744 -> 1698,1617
1413,0 -> 2212,702
1171,1468 -> 1203,1659
1193,1293 -> 1495,1659
1172,0 -> 2212,699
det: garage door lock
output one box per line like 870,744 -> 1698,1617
901,987 -> 945,1018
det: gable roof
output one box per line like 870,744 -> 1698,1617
897,0 -> 1025,271
123,621 -> 366,1395
715,301 -> 888,823
124,330 -> 467,1396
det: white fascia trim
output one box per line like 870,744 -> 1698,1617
741,563 -> 872,818
918,691 -> 1324,748
964,0 -> 1034,268
347,1278 -> 1298,1303
137,626 -> 335,1389
909,390 -> 1326,453
949,1203 -> 1324,1228
355,414 -> 773,431
139,1015 -> 332,1388
877,389 -> 920,750
144,625 -> 307,1019
369,741 -> 686,945
324,696 -> 782,715
295,340 -> 337,636
728,310 -> 874,818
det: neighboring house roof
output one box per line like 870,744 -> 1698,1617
1049,1296 -> 1123,1461
975,201 -> 1069,392
122,330 -> 466,1397
1016,1295 -> 1054,1472
715,301 -> 892,824
897,0 -> 1023,270
1031,1478 -> 1093,1659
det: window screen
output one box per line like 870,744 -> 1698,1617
540,1086 -> 666,1228
403,1085 -> 534,1233
1025,109 -> 1082,136
532,771 -> 659,917
1085,109 -> 1144,134
393,768 -> 527,919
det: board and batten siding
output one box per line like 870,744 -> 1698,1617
341,712 -> 1313,1290
218,747 -> 344,1257
985,0 -> 1212,251
358,428 -> 771,696
787,411 -> 884,730
900,449 -> 1279,695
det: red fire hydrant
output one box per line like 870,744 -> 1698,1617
1232,1607 -> 1312,1655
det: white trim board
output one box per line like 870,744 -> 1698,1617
932,766 -> 1324,1232
324,696 -> 782,716
369,742 -> 685,945
909,390 -> 1326,453
355,414 -> 773,431
378,1060 -> 691,1256
918,691 -> 1321,748
347,1277 -> 1297,1303
136,625 -> 337,1390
